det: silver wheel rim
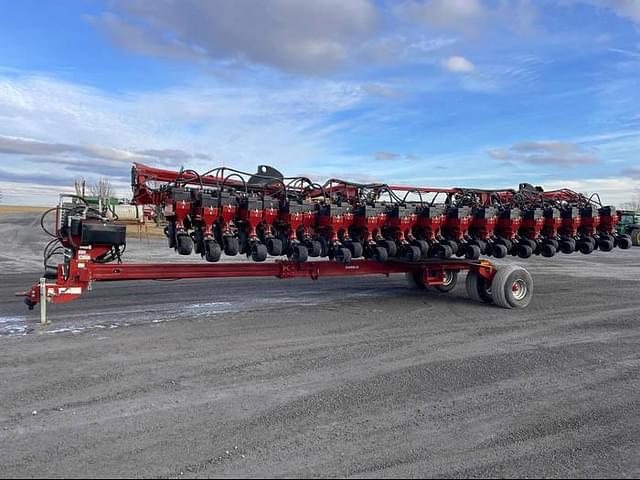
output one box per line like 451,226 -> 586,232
443,270 -> 454,286
511,279 -> 527,301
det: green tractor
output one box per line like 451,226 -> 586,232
617,210 -> 640,246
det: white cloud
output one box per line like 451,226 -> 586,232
396,0 -> 485,32
580,0 -> 640,24
89,0 -> 379,75
442,55 -> 475,73
488,141 -> 598,166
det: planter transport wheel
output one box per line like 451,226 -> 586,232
491,265 -> 533,309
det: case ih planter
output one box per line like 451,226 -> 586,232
21,163 -> 631,323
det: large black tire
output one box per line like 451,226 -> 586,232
223,236 -> 239,256
288,244 -> 308,262
267,237 -> 283,256
491,265 -> 533,309
405,270 -> 426,289
334,247 -> 352,264
317,236 -> 329,257
560,238 -> 576,254
435,270 -> 458,293
176,234 -> 193,256
442,239 -> 459,255
251,243 -> 268,262
465,270 -> 493,303
346,241 -> 363,258
631,229 -> 640,246
204,240 -> 222,262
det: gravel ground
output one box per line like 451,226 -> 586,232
1,212 -> 639,478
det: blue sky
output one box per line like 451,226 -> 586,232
0,0 -> 639,205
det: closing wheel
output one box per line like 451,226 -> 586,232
442,239 -> 459,255
431,243 -> 453,259
380,239 -> 397,257
491,265 -> 533,309
517,243 -> 533,259
465,244 -> 481,260
560,239 -> 576,254
251,243 -> 268,262
334,247 -> 352,264
412,240 -> 430,258
490,243 -> 508,259
373,245 -> 388,262
631,229 -> 640,246
465,270 -> 493,303
223,236 -> 239,256
306,240 -> 322,257
404,245 -> 422,262
346,241 -> 363,258
598,238 -> 614,252
203,240 -> 222,262
267,237 -> 283,256
577,239 -> 594,254
540,242 -> 556,258
176,234 -> 193,255
618,235 -> 632,250
165,223 -> 177,248
317,236 -> 329,256
435,270 -> 458,293
288,244 -> 308,262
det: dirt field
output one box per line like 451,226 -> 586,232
1,213 -> 639,478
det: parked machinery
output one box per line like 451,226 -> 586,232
128,163 -> 632,264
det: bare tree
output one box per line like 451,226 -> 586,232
90,177 -> 114,199
74,177 -> 87,198
621,190 -> 640,210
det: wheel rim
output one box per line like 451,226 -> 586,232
442,270 -> 454,286
511,279 -> 528,301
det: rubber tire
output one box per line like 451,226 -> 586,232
204,240 -> 222,262
176,234 -> 193,255
517,244 -> 533,259
491,265 -> 533,308
405,245 -> 422,262
223,236 -> 239,256
165,223 -> 177,248
631,229 -> 640,246
432,243 -> 453,259
251,243 -> 268,262
470,239 -> 487,254
491,265 -> 534,309
618,235 -> 632,250
347,241 -> 363,259
541,242 -> 556,258
491,243 -> 508,259
495,238 -> 513,252
578,240 -> 594,255
465,244 -> 481,260
443,239 -> 459,255
267,237 -> 283,256
317,236 -> 329,257
465,270 -> 493,303
435,270 -> 458,293
521,238 -> 537,251
560,239 -> 575,254
373,245 -> 388,262
546,238 -> 560,252
598,238 -> 614,252
380,240 -> 397,257
288,244 -> 308,262
405,271 -> 426,289
412,240 -> 430,258
334,247 -> 352,264
306,240 -> 322,257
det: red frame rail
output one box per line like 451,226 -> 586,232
21,246 -> 496,324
